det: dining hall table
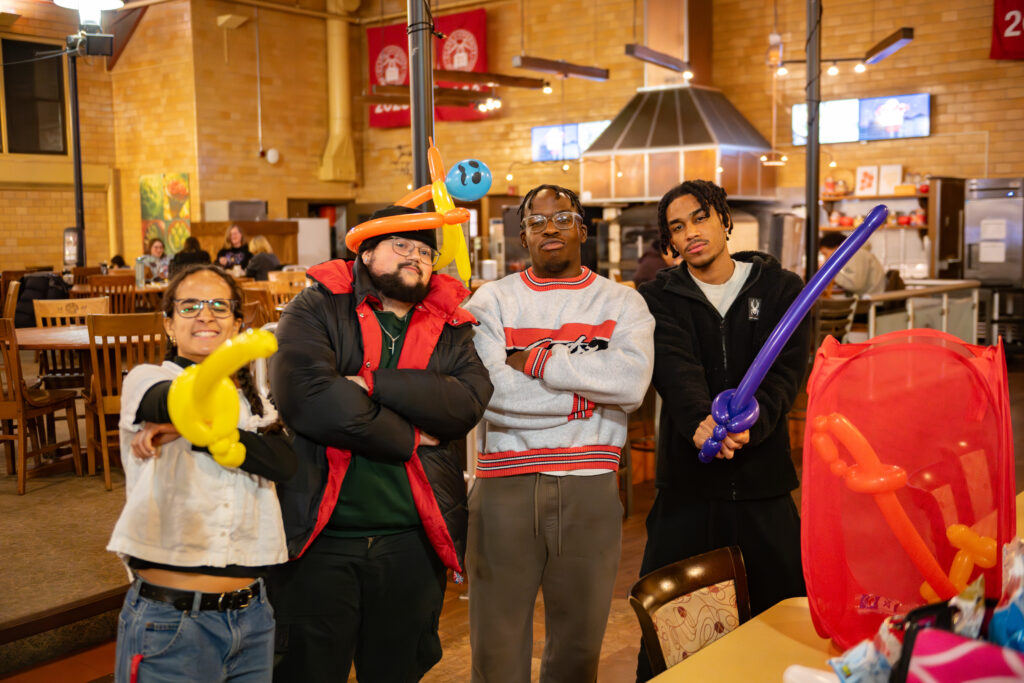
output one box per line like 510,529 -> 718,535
651,491 -> 1024,681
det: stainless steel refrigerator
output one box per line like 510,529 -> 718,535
964,178 -> 1024,286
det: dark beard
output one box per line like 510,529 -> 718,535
368,265 -> 429,304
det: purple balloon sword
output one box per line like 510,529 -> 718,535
698,204 -> 890,463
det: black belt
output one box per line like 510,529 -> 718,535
137,580 -> 260,612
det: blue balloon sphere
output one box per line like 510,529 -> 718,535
445,159 -> 492,201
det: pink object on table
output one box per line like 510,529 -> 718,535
907,629 -> 1024,682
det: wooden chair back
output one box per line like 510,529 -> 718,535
267,279 -> 301,311
86,313 -> 165,416
267,270 -> 308,289
33,297 -> 111,390
813,295 -> 859,348
72,266 -> 103,285
88,274 -> 136,314
242,285 -> 277,323
1,270 -> 26,306
0,317 -> 25,410
241,300 -> 268,331
2,280 -> 20,320
629,546 -> 750,675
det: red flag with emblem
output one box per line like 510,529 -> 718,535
992,0 -> 1024,59
367,8 -> 489,128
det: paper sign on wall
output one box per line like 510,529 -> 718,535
981,218 -> 1008,240
980,242 -> 1007,263
856,166 -> 879,196
879,164 -> 903,195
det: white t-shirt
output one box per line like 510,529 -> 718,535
106,362 -> 288,569
693,260 -> 753,317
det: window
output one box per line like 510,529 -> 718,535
1,38 -> 68,155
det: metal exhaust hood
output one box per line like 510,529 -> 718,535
580,84 -> 776,203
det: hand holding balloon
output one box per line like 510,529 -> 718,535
698,205 -> 890,463
167,328 -> 278,468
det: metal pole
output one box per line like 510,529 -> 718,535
804,0 -> 820,282
407,0 -> 434,192
68,52 -> 87,267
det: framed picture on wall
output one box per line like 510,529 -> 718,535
856,165 -> 879,196
879,164 -> 903,195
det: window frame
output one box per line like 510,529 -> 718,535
0,33 -> 70,158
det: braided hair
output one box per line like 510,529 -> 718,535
517,184 -> 585,222
161,264 -> 274,426
656,179 -> 733,257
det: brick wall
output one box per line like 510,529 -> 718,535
712,0 -> 1024,188
110,0 -> 198,261
355,0 -> 644,203
0,0 -> 113,271
190,0 -> 356,221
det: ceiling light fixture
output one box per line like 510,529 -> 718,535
542,82 -> 552,94
512,55 -> 609,82
826,63 -> 839,76
864,27 -> 913,64
561,162 -> 570,172
776,65 -> 788,76
54,0 -> 122,28
854,62 -> 866,73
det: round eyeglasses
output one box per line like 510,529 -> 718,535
173,298 -> 236,318
387,237 -> 439,266
521,211 -> 583,233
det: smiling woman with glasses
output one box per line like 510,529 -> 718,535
107,264 -> 296,683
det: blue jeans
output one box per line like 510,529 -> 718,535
115,578 -> 275,683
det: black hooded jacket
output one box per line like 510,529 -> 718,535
638,251 -> 809,500
269,259 -> 493,569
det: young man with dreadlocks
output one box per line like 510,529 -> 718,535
465,185 -> 654,682
635,180 -> 809,680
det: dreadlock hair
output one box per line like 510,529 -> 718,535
517,184 -> 585,222
161,264 -> 278,430
656,179 -> 733,257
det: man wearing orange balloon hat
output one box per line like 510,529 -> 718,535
268,205 -> 493,681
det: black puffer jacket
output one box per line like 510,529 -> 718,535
269,259 -> 493,570
638,251 -> 809,500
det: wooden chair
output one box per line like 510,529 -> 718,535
88,274 -> 136,314
267,270 -> 308,289
84,313 -> 165,490
813,295 -> 859,348
629,546 -> 751,675
241,300 -> 268,331
72,266 -> 103,286
33,297 -> 110,391
1,270 -> 27,306
2,281 -> 19,320
232,276 -> 256,286
0,318 -> 82,495
242,285 -> 278,323
267,280 -> 302,313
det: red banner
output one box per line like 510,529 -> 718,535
992,0 -> 1024,59
367,8 -> 489,128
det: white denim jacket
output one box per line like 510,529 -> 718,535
107,362 -> 288,569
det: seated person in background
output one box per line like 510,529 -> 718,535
218,224 -> 252,270
819,232 -> 886,296
633,237 -> 682,287
170,237 -> 211,277
109,255 -> 128,269
141,238 -> 170,281
245,236 -> 282,281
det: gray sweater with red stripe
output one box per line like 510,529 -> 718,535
465,267 -> 655,478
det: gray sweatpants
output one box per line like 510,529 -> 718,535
467,472 -> 623,683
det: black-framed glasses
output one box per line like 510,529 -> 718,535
173,298 -> 236,318
387,237 -> 439,265
521,211 -> 583,233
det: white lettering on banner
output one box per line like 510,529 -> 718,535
373,104 -> 411,114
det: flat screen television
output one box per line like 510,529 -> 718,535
531,120 -> 610,162
791,93 -> 930,146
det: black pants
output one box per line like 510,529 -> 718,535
270,528 -> 446,682
635,492 -> 805,682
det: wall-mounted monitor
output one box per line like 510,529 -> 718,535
531,120 -> 611,162
791,93 -> 930,146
